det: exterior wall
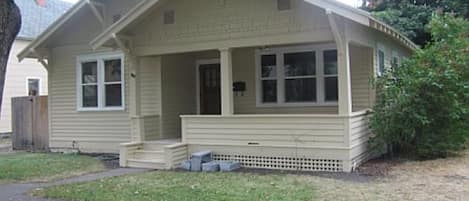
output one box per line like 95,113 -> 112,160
131,0 -> 334,55
350,112 -> 373,168
48,45 -> 131,153
160,54 -> 197,138
232,47 -> 338,114
45,0 -> 145,152
139,56 -> 161,117
0,39 -> 48,133
350,45 -> 374,112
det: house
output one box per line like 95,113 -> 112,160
0,0 -> 71,134
18,0 -> 416,172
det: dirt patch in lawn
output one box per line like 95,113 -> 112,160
303,151 -> 469,201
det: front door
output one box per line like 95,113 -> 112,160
199,63 -> 221,115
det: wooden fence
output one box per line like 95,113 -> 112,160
12,96 -> 49,151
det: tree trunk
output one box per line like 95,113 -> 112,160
0,0 -> 21,114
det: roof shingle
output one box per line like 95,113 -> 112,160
15,0 -> 73,40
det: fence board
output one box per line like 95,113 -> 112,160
12,96 -> 49,151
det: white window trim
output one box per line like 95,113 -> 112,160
255,43 -> 339,108
377,43 -> 386,76
26,77 -> 41,96
76,51 -> 125,112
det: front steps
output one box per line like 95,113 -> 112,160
120,139 -> 188,169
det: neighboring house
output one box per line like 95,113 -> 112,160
0,0 -> 71,134
18,0 -> 416,172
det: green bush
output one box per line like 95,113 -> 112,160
371,14 -> 469,159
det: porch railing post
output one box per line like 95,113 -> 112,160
219,48 -> 234,116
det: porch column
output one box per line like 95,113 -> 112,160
337,42 -> 352,115
128,55 -> 144,141
326,10 -> 352,115
219,48 -> 234,116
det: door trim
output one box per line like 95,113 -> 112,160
195,59 -> 220,115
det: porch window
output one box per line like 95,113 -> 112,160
377,43 -> 386,76
77,52 -> 124,111
257,44 -> 338,107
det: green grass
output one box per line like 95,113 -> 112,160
0,153 -> 106,183
33,171 -> 316,201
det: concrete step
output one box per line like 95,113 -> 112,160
127,159 -> 166,169
133,150 -> 165,160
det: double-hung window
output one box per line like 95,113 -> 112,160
257,44 -> 338,107
77,52 -> 124,111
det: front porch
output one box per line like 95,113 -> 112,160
120,40 -> 375,172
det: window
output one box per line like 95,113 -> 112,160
77,52 -> 124,111
27,78 -> 40,96
257,44 -> 338,107
391,51 -> 399,68
164,10 -> 175,24
278,0 -> 291,11
377,44 -> 386,76
324,50 -> 338,102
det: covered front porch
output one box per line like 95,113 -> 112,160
121,39 -> 375,172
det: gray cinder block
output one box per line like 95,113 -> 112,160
191,150 -> 213,172
202,161 -> 220,172
180,160 -> 191,171
219,161 -> 241,172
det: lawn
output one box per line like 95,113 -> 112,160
0,153 -> 106,183
33,171 -> 316,201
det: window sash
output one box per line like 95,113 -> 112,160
257,44 -> 338,107
77,52 -> 124,111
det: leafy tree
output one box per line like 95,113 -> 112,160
370,14 -> 469,159
361,0 -> 469,46
0,0 -> 22,114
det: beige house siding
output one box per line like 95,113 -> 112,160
131,0 -> 334,55
45,0 -> 146,152
0,39 -> 48,133
139,56 -> 161,117
48,45 -> 131,153
182,115 -> 346,148
160,54 -> 197,138
350,45 -> 373,112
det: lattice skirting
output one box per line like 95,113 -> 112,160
213,154 -> 343,172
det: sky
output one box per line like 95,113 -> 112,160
60,0 -> 361,7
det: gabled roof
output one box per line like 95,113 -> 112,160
91,0 -> 418,51
15,0 -> 73,40
17,0 -> 88,61
18,0 -> 418,61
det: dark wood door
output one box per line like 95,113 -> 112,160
199,64 -> 221,115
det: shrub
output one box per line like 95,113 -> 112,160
370,14 -> 469,159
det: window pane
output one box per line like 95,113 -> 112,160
28,79 -> 40,96
325,77 -> 338,101
284,52 -> 316,77
261,55 -> 276,78
378,50 -> 385,74
285,78 -> 316,102
262,80 -> 277,103
105,84 -> 122,107
105,59 -> 122,82
82,62 -> 98,83
83,85 -> 98,107
324,50 -> 338,75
